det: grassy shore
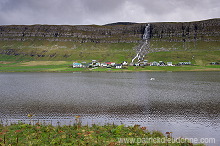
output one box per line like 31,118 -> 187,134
0,122 -> 205,146
0,61 -> 220,72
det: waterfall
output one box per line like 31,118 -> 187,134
143,24 -> 150,40
132,24 -> 151,63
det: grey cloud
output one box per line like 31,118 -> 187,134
81,0 -> 125,14
0,0 -> 219,25
0,0 -> 85,25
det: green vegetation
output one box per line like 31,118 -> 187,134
0,30 -> 219,72
0,40 -> 137,63
0,122 -> 205,145
1,60 -> 220,72
0,47 -> 219,72
146,50 -> 220,65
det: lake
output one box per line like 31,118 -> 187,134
0,72 -> 219,145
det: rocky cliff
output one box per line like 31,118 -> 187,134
1,18 -> 219,43
150,18 -> 220,42
0,24 -> 143,43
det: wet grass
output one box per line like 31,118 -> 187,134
0,122 -> 205,145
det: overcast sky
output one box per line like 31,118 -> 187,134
0,0 -> 219,25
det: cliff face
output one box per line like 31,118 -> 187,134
0,24 -> 144,43
150,19 -> 220,42
0,18 -> 219,43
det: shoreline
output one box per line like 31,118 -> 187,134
0,61 -> 220,72
1,69 -> 220,73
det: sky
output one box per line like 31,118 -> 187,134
0,0 -> 219,25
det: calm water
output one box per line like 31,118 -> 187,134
0,72 -> 219,145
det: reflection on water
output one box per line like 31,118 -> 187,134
0,72 -> 219,145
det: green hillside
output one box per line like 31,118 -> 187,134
0,39 -> 219,64
0,18 -> 219,71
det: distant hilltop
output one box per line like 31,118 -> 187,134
104,22 -> 137,26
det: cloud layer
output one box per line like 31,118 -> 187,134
0,0 -> 219,25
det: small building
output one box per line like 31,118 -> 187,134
73,62 -> 83,68
122,61 -> 128,66
178,62 -> 191,65
88,63 -> 93,68
210,62 -> 219,65
134,63 -> 140,66
139,62 -> 145,66
81,62 -> 89,68
105,62 -> 115,67
143,60 -> 148,66
101,63 -> 108,67
139,60 -> 148,66
167,62 -> 174,66
159,61 -> 166,66
91,60 -> 98,66
150,61 -> 159,66
111,62 -> 116,66
105,62 -> 111,65
94,62 -> 101,67
116,64 -> 122,69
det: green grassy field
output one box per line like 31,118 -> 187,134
0,122 -> 205,145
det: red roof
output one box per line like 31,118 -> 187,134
105,62 -> 113,65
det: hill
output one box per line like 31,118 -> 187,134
0,18 -> 219,64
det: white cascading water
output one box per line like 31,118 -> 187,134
132,24 -> 150,63
143,24 -> 150,40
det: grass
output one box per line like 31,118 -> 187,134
0,121 -> 205,145
0,41 -> 137,63
1,38 -> 219,63
145,50 -> 220,65
1,61 -> 220,72
0,39 -> 219,72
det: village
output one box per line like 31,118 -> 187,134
72,60 -> 192,69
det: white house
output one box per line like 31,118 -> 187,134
94,62 -> 101,67
111,62 -> 116,66
73,62 -> 83,68
150,61 -> 159,66
167,62 -> 174,66
101,63 -> 107,67
116,64 -> 122,69
122,61 -> 128,66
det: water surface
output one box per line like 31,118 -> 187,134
0,72 -> 219,145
